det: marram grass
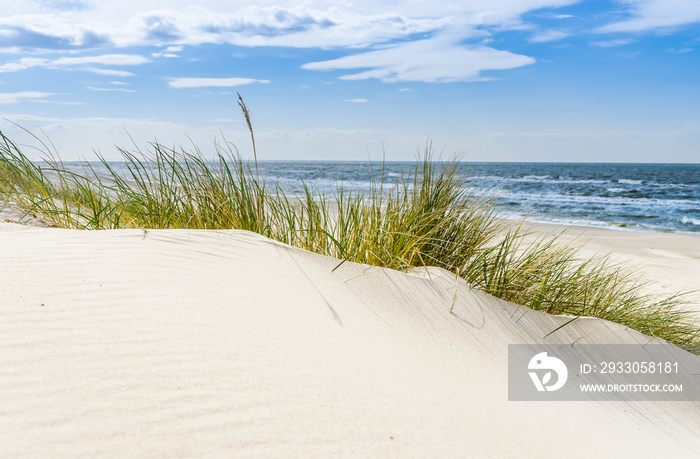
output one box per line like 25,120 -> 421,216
1,125 -> 698,354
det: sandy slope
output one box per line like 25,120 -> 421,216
1,222 -> 699,457
523,222 -> 700,321
0,202 -> 51,227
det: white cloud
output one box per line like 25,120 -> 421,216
398,88 -> 412,92
591,38 -> 636,47
0,58 -> 45,73
0,91 -> 54,105
166,77 -> 270,88
0,2 -> 586,84
152,45 -> 182,58
87,86 -> 137,93
303,36 -> 535,83
539,13 -> 575,19
84,68 -> 136,77
529,30 -> 570,43
344,99 -> 367,103
596,0 -> 700,33
0,54 -> 149,73
666,47 -> 694,53
55,54 -> 149,66
0,1 -> 581,51
32,100 -> 84,105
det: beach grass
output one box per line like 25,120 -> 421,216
1,118 -> 698,354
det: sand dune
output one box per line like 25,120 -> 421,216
1,222 -> 699,457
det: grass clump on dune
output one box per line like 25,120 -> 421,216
1,110 -> 698,354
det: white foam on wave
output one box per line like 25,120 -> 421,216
680,217 -> 700,226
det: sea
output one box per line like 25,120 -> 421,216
65,161 -> 700,234
258,161 -> 700,234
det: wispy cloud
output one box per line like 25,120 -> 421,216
303,36 -> 534,83
41,0 -> 90,12
0,54 -> 149,73
538,13 -> 575,19
591,38 -> 636,48
666,47 -> 693,53
0,24 -> 109,52
53,54 -> 149,66
0,2 -> 585,85
152,45 -> 183,58
32,100 -> 84,105
166,77 -> 270,88
595,0 -> 700,33
529,30 -> 570,43
87,86 -> 136,93
0,91 -> 54,105
0,2 -> 582,52
84,68 -> 136,77
343,99 -> 367,103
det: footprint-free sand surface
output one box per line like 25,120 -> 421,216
523,222 -> 700,321
1,219 -> 699,457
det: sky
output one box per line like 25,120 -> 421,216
0,1 -> 699,162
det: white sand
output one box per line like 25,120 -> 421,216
1,221 -> 699,457
522,222 -> 700,320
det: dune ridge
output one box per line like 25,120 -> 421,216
1,222 -> 698,457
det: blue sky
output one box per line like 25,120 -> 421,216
0,0 -> 699,162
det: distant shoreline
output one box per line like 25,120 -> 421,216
501,214 -> 700,236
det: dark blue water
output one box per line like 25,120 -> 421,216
64,161 -> 700,234
259,161 -> 700,234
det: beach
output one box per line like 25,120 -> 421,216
1,213 -> 699,457
3,0 -> 699,455
523,222 -> 700,321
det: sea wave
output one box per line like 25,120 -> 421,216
680,217 -> 700,226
